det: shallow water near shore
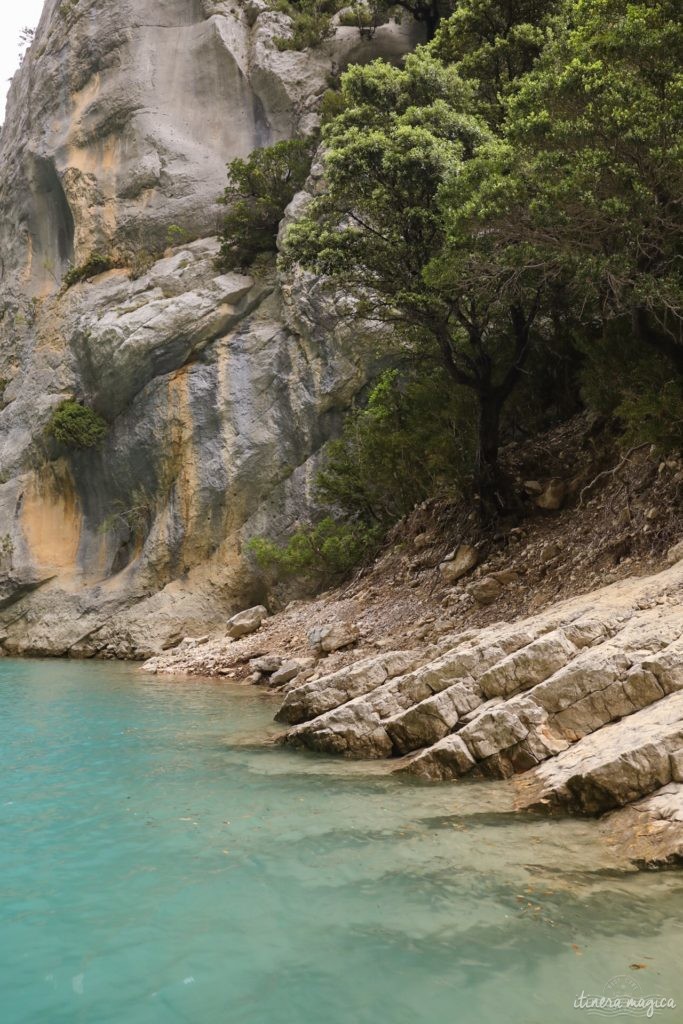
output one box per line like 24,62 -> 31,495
2,658 -> 682,1024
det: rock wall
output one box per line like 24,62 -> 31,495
0,0 -> 422,656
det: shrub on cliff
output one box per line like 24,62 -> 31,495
274,0 -> 343,50
248,517 -> 382,582
217,138 -> 316,272
46,401 -> 107,449
63,253 -> 118,289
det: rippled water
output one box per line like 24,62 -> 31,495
2,657 -> 682,1024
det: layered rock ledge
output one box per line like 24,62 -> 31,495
273,559 -> 682,866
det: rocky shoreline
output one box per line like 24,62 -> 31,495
145,552 -> 683,869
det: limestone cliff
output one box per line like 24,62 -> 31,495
0,0 -> 421,657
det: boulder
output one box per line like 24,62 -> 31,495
539,541 -> 562,564
270,658 -> 315,686
438,544 -> 478,584
227,605 -> 268,639
176,635 -> 210,650
516,689 -> 683,815
469,576 -> 503,605
250,655 -> 283,674
601,783 -> 683,868
386,689 -> 461,755
275,650 -> 424,725
308,622 -> 360,654
490,568 -> 520,586
535,479 -> 567,511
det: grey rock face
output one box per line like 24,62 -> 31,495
0,0 -> 421,656
0,0 -> 423,295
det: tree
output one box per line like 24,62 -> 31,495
281,52 -> 542,516
217,138 -> 316,271
452,0 -> 683,371
430,0 -> 562,122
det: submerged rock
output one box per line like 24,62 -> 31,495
602,783 -> 683,868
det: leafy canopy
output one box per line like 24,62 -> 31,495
431,0 -> 562,122
447,0 -> 683,355
281,47 -> 546,513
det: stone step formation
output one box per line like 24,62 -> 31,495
276,559 -> 683,862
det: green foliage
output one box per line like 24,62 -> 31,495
320,88 -> 347,125
271,0 -> 452,50
217,138 -> 316,271
63,253 -> 117,289
431,0 -> 561,122
59,0 -> 81,21
317,369 -> 476,524
579,325 -> 683,454
281,48 -> 543,512
283,0 -> 682,518
450,0 -> 683,348
46,401 -> 107,450
166,224 -> 190,247
274,0 -> 343,50
0,533 -> 13,565
125,247 -> 158,280
337,1 -> 386,35
248,517 -> 382,581
248,367 -> 475,582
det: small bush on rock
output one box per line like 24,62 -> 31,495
217,138 -> 316,272
248,517 -> 382,582
273,0 -> 343,50
63,253 -> 118,289
47,400 -> 107,449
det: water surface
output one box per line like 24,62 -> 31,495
2,658 -> 681,1023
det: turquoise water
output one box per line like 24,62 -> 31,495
2,658 -> 682,1024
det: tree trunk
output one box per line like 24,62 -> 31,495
475,388 -> 505,522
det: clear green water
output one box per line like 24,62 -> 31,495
2,658 -> 682,1024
